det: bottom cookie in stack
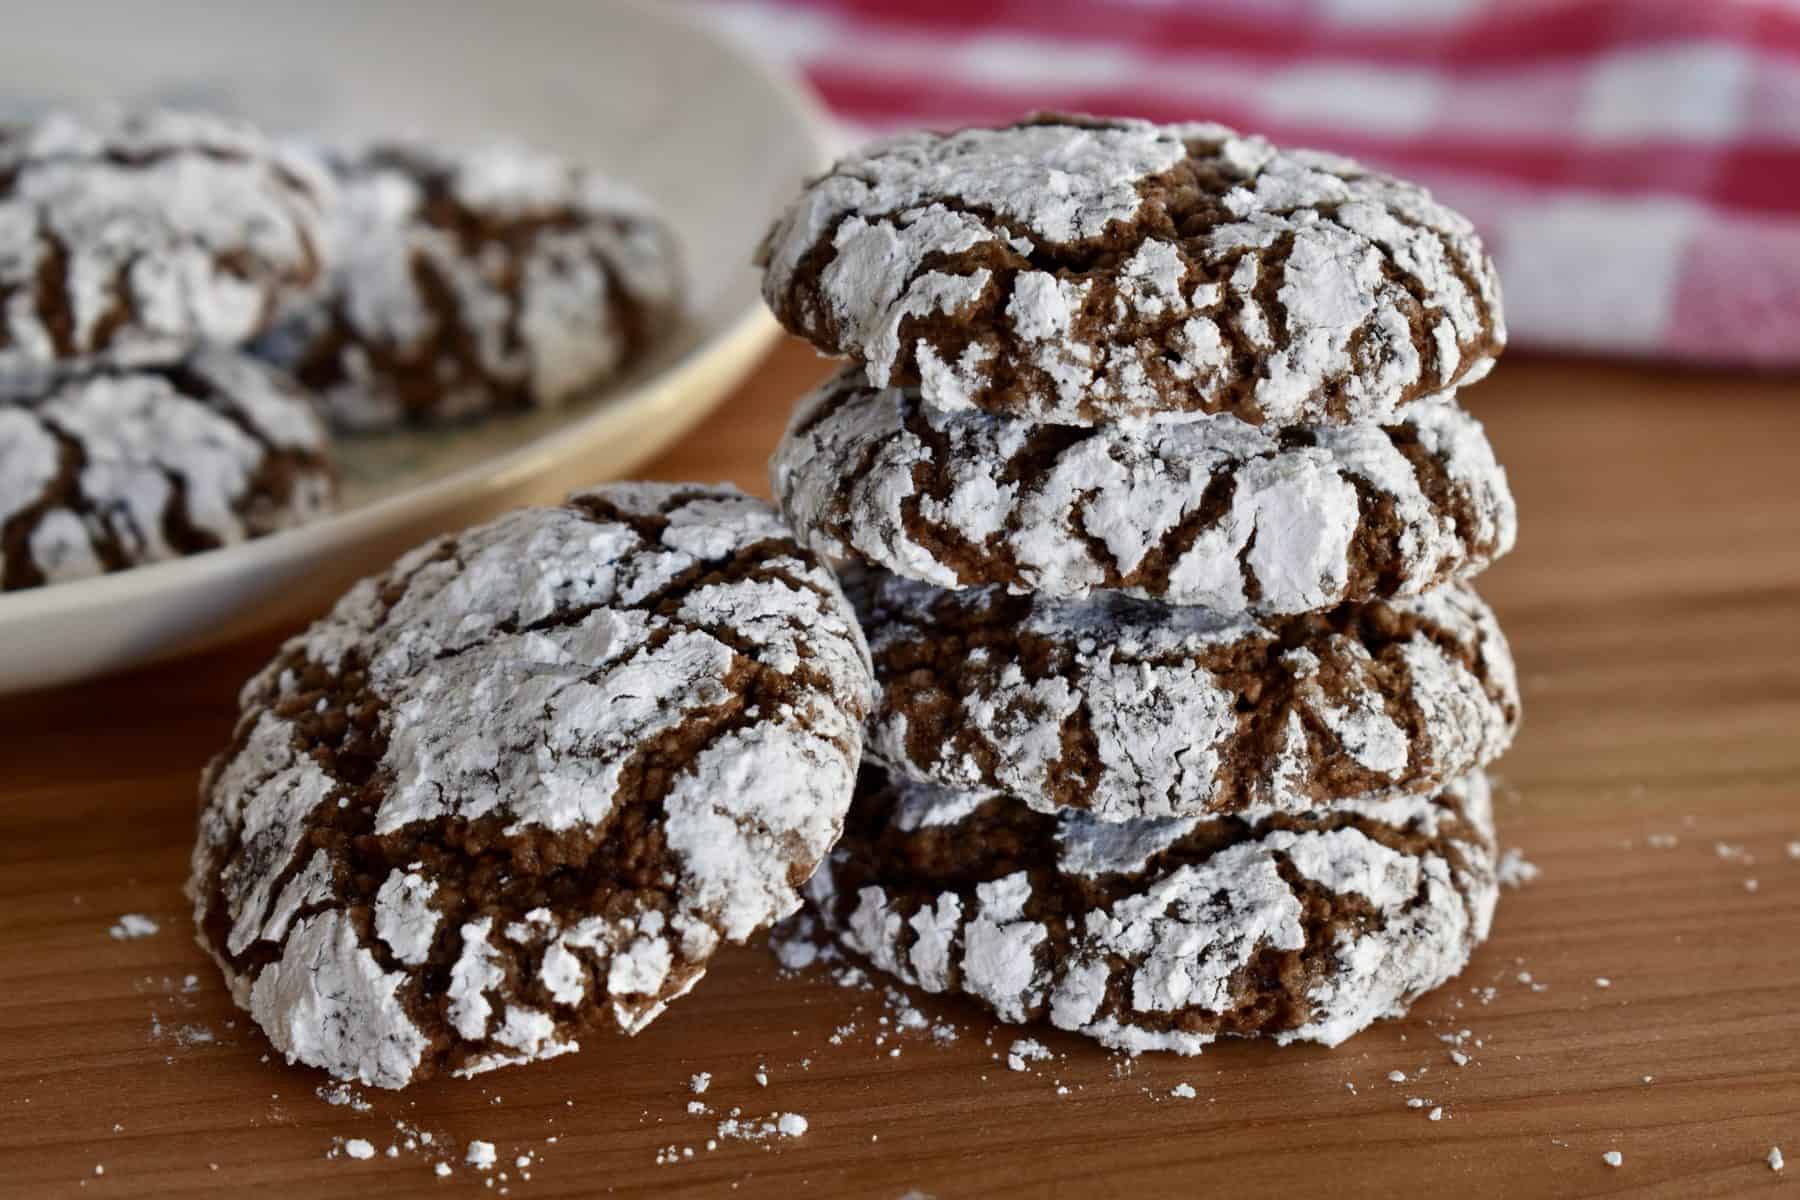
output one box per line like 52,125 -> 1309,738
807,764 -> 1498,1055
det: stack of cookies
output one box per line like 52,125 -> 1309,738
761,115 -> 1522,1053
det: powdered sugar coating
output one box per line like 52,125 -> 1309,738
810,767 -> 1498,1054
188,483 -> 873,1088
0,348 -> 335,591
0,109 -> 331,371
855,570 -> 1518,821
759,115 -> 1503,427
258,142 -> 683,430
773,368 -> 1514,611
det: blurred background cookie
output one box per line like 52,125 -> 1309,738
0,109 -> 333,373
0,349 -> 334,591
258,142 -> 685,431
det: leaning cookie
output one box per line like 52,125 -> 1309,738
0,109 -> 332,374
258,142 -> 684,430
853,569 -> 1518,822
0,350 -> 335,591
773,367 -> 1514,613
809,765 -> 1498,1055
758,114 -> 1502,427
187,484 -> 873,1088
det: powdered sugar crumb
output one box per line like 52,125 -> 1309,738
1495,848 -> 1540,888
109,914 -> 159,940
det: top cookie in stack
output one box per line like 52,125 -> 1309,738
759,113 -> 1502,428
758,115 -> 1522,1054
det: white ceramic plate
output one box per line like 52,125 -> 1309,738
0,0 -> 831,694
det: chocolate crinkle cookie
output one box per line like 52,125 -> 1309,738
0,109 -> 332,374
187,483 -> 873,1088
773,366 -> 1515,612
0,349 -> 335,591
852,568 -> 1518,823
758,114 -> 1503,427
257,142 -> 685,431
810,764 -> 1498,1054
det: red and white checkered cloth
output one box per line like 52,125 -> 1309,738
703,0 -> 1800,366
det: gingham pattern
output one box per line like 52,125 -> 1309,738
704,0 -> 1800,365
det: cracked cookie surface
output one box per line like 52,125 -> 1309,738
257,142 -> 684,431
853,569 -> 1517,822
0,348 -> 335,591
187,483 -> 873,1088
809,764 -> 1498,1054
0,109 -> 331,374
758,114 -> 1502,427
773,367 -> 1514,612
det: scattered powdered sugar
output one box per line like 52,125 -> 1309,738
465,1141 -> 497,1170
1169,1083 -> 1197,1099
714,1112 -> 811,1144
316,1083 -> 371,1111
1006,1038 -> 1053,1072
343,1139 -> 376,1161
1602,1151 -> 1623,1168
109,914 -> 159,940
1495,848 -> 1541,889
1770,1147 -> 1785,1172
690,1072 -> 712,1095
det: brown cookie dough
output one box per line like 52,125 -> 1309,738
0,109 -> 331,373
0,349 -> 335,591
809,764 -> 1499,1054
852,569 -> 1518,822
258,142 -> 684,430
187,483 -> 873,1087
772,367 -> 1515,612
758,114 -> 1503,427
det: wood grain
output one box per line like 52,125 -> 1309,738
2,340 -> 1797,1198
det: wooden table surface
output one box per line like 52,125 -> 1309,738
3,340 -> 1797,1199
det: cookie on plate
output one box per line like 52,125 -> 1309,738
187,483 -> 873,1087
758,114 -> 1502,427
258,142 -> 685,430
773,367 -> 1515,612
809,764 -> 1498,1054
852,569 -> 1518,822
0,349 -> 335,591
0,109 -> 332,374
